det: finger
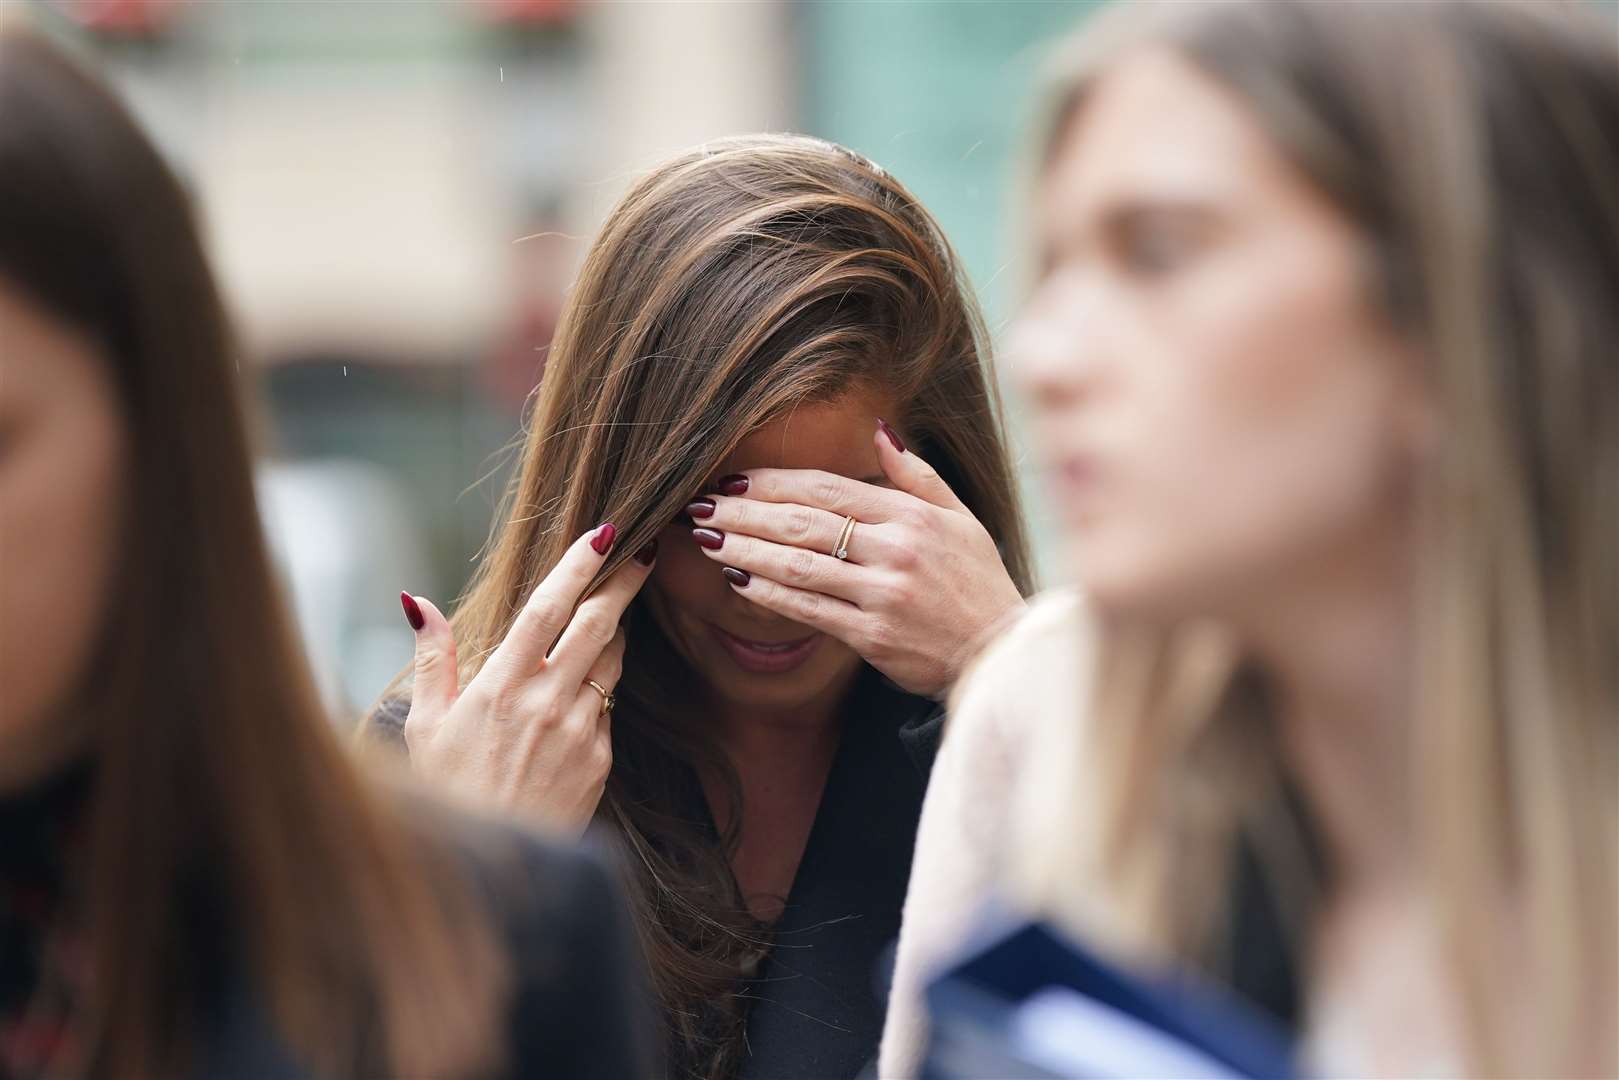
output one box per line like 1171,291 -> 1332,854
689,495 -> 853,559
720,567 -> 867,645
479,522 -> 619,686
875,417 -> 969,514
716,467 -> 905,524
581,629 -> 625,736
401,592 -> 458,723
691,527 -> 869,603
546,545 -> 654,686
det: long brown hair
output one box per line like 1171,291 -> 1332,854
434,134 -> 1032,1076
0,29 -> 508,1077
1015,3 -> 1617,1075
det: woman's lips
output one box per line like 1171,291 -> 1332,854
1048,453 -> 1105,512
710,626 -> 822,674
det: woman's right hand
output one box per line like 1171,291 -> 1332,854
399,523 -> 655,838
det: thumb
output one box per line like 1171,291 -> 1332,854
875,417 -> 968,513
400,591 -> 459,719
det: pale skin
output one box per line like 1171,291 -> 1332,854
401,525 -> 652,832
1009,48 -> 1456,1063
0,280 -> 125,795
404,392 -> 1024,920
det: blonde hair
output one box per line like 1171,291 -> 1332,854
1019,3 -> 1617,1075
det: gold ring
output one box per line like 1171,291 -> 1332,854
832,514 -> 857,561
585,679 -> 615,715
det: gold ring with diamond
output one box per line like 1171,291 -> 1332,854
585,679 -> 615,716
832,515 -> 857,561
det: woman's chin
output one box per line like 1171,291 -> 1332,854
700,647 -> 864,716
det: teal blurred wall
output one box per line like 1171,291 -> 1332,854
803,0 -> 1101,330
803,1 -> 1101,584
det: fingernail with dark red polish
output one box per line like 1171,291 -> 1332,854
716,474 -> 749,496
590,522 -> 617,556
685,498 -> 716,519
877,418 -> 907,454
634,540 -> 658,566
722,567 -> 750,587
400,591 -> 425,631
692,527 -> 725,551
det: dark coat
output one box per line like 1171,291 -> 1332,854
368,670 -> 944,1080
733,672 -> 943,1080
0,764 -> 658,1079
195,818 -> 660,1079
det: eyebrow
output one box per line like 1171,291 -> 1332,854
1041,196 -> 1222,266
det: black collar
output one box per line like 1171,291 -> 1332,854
734,668 -> 940,1080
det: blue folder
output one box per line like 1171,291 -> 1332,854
920,917 -> 1297,1080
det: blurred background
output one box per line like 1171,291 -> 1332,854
15,0 -> 1096,719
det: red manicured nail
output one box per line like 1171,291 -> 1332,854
634,540 -> 658,566
715,474 -> 749,496
877,418 -> 907,454
590,522 -> 617,555
400,591 -> 425,631
692,527 -> 725,551
722,567 -> 750,587
685,498 -> 716,519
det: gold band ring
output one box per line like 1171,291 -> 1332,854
832,515 -> 857,561
584,679 -> 615,716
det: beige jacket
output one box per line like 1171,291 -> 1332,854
878,588 -> 1104,1078
877,589 -> 1469,1079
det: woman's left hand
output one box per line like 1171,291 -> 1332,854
688,420 -> 1026,699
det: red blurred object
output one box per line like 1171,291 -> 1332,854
471,0 -> 579,27
52,0 -> 186,35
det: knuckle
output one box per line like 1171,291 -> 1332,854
589,740 -> 613,782
414,644 -> 453,679
485,685 -> 523,724
785,548 -> 817,585
517,687 -> 563,729
523,594 -> 568,635
870,573 -> 907,608
572,607 -> 617,646
536,700 -> 568,731
792,589 -> 824,622
811,476 -> 842,507
784,507 -> 815,542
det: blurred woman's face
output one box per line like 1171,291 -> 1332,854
647,393 -> 893,719
0,280 -> 126,789
1010,49 -> 1429,622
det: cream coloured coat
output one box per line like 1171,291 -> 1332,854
877,589 -> 1467,1079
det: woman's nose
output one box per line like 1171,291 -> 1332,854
1005,299 -> 1105,415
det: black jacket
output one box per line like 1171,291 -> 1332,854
0,764 -> 657,1079
733,672 -> 943,1080
194,819 -> 658,1078
369,672 -> 943,1080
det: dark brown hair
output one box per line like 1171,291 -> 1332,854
0,28 -> 507,1076
432,134 -> 1032,1076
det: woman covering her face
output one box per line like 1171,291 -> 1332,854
367,135 -> 1034,1078
0,30 -> 654,1079
884,1 -> 1617,1077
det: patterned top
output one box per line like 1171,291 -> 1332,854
0,762 -> 93,1080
